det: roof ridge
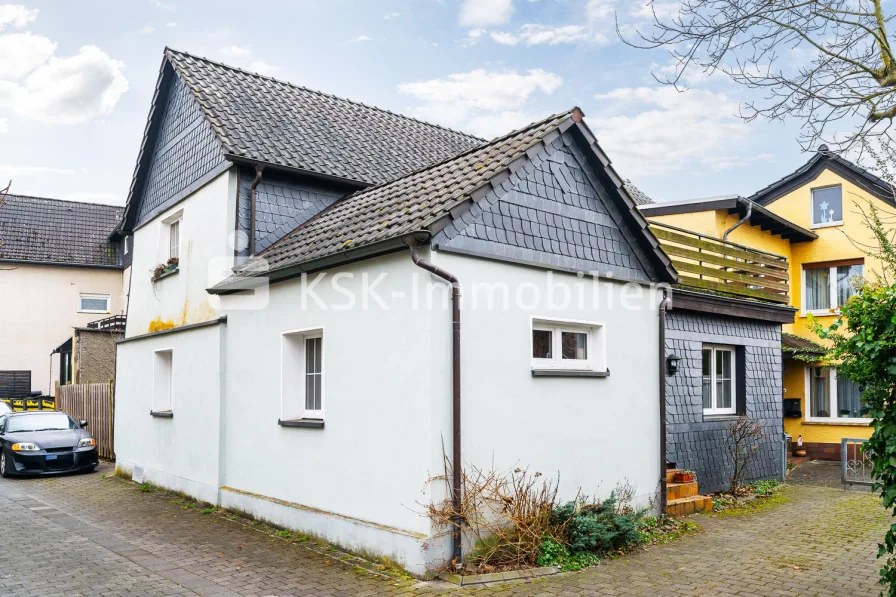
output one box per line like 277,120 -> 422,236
164,47 -> 485,144
254,109 -> 575,259
3,193 -> 124,210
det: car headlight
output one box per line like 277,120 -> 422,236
78,438 -> 96,448
11,442 -> 39,452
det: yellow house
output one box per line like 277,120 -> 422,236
639,146 -> 894,459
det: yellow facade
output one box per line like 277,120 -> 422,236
647,166 -> 891,446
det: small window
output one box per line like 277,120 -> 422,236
123,236 -> 130,255
808,366 -> 868,420
811,186 -> 843,227
702,345 -> 736,415
79,293 -> 110,313
803,262 -> 864,314
282,329 -> 324,421
153,350 -> 173,413
531,318 -> 605,372
168,220 -> 180,260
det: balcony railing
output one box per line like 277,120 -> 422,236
649,222 -> 790,304
86,314 -> 127,332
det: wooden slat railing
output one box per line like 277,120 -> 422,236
54,382 -> 115,459
650,221 -> 790,304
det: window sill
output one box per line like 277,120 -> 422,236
810,221 -> 844,230
278,418 -> 324,429
150,410 -> 173,418
802,419 -> 871,426
79,310 -> 111,315
801,309 -> 838,318
531,369 -> 609,378
703,413 -> 741,422
153,267 -> 179,282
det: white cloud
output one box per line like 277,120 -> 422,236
248,60 -> 279,76
347,34 -> 374,44
0,164 -> 76,176
220,45 -> 251,58
140,24 -> 154,34
460,28 -> 487,47
383,12 -> 400,20
399,68 -> 562,138
0,33 -> 56,79
0,45 -> 129,125
591,86 -> 759,177
585,0 -> 614,21
490,23 -> 608,46
165,22 -> 176,27
0,4 -> 37,31
459,0 -> 513,28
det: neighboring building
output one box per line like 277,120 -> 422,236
53,315 -> 127,387
113,49 -> 788,574
641,146 -> 890,460
0,194 -> 130,395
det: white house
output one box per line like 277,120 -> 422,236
114,49 -> 786,576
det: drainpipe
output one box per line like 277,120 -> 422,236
403,232 -> 462,568
658,291 -> 670,515
723,201 -> 752,241
248,165 -> 265,256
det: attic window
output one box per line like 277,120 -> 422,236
811,186 -> 843,228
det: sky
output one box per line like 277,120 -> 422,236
0,0 -> 815,206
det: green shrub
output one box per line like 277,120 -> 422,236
552,492 -> 647,554
536,538 -> 600,571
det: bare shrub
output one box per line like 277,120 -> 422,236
424,456 -> 563,573
725,416 -> 768,494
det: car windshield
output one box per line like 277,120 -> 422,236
7,413 -> 77,433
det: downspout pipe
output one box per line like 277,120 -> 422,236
403,232 -> 463,568
658,291 -> 670,515
248,165 -> 265,256
723,201 -> 752,241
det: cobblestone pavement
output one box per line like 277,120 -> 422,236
0,463 -> 888,596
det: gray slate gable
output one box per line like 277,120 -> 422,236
435,133 -> 654,281
0,195 -> 123,267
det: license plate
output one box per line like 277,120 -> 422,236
46,454 -> 57,461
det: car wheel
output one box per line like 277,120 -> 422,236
0,451 -> 10,478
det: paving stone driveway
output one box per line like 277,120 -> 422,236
0,463 -> 888,596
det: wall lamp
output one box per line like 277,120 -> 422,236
666,353 -> 680,376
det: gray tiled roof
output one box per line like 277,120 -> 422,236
623,180 -> 654,205
0,195 -> 122,266
166,49 -> 484,184
222,111 -> 575,283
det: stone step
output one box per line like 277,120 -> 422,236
667,495 -> 713,517
666,481 -> 699,501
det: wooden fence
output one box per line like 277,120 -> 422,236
649,221 -> 791,304
55,382 -> 115,459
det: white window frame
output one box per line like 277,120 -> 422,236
530,317 -> 606,372
702,344 -> 737,416
162,210 -> 183,262
801,262 -> 864,316
281,327 -> 325,421
78,293 -> 111,314
123,236 -> 130,255
804,366 -> 871,423
153,349 -> 173,413
810,185 -> 844,229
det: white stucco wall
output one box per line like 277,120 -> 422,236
115,322 -> 224,504
0,263 -> 125,394
115,245 -> 663,574
126,169 -> 237,337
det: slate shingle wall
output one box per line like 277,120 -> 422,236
665,310 -> 784,494
436,132 -> 652,281
136,75 -> 226,226
237,169 -> 352,256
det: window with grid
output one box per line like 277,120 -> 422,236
281,329 -> 324,421
702,345 -> 736,415
803,261 -> 864,314
531,318 -> 605,372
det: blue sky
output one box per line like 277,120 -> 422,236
0,0 -> 812,205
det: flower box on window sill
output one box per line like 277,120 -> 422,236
152,259 -> 180,283
278,418 -> 324,429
